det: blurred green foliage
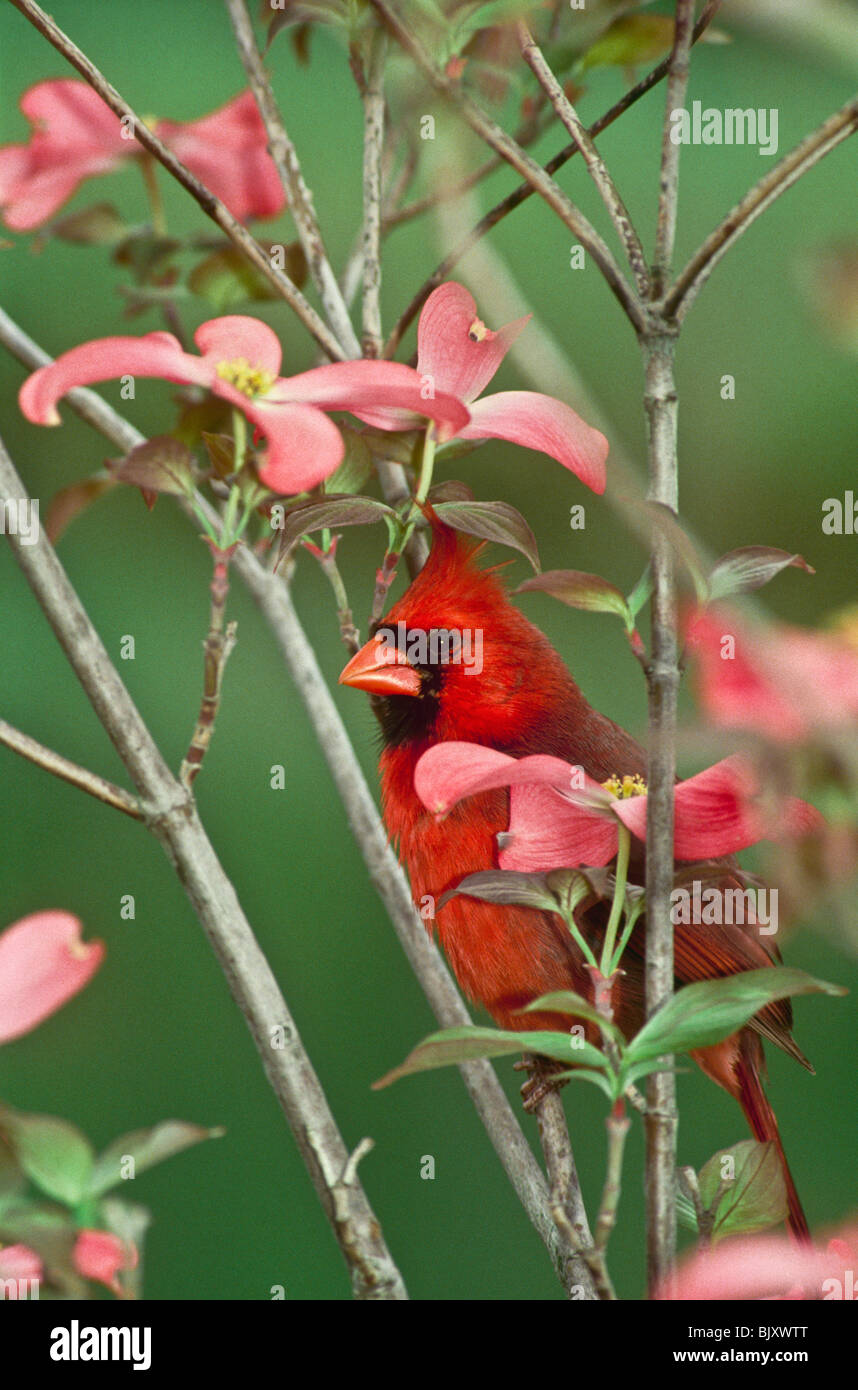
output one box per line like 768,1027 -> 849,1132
0,0 -> 855,1300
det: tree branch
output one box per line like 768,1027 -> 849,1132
224,0 -> 362,356
652,0 -> 696,295
516,21 -> 650,298
663,93 -> 858,319
0,718 -> 142,820
7,0 -> 346,362
0,433 -> 407,1300
360,30 -> 387,357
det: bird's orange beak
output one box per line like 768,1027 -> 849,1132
339,633 -> 423,698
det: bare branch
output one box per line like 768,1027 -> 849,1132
0,718 -> 142,820
516,21 -> 650,298
664,94 -> 858,319
0,433 -> 406,1300
368,0 -> 646,333
7,0 -> 346,362
652,0 -> 696,295
224,0 -> 361,357
361,30 -> 387,357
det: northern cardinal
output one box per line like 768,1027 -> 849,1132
339,522 -> 812,1240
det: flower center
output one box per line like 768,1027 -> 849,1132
216,358 -> 276,398
602,773 -> 648,799
467,318 -> 488,342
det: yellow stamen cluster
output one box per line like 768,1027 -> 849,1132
603,773 -> 648,799
467,317 -> 488,342
216,358 -> 276,398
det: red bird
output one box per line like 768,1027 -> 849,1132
339,524 -> 812,1240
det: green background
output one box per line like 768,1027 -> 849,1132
1,0 -> 855,1300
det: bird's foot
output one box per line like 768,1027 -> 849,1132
515,1054 -> 569,1114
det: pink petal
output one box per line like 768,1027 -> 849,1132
19,332 -> 210,425
244,400 -> 344,493
0,911 -> 104,1045
283,360 -> 470,439
615,757 -> 823,859
157,92 -> 285,222
194,315 -> 283,375
0,81 -> 127,231
462,391 -> 608,494
73,1229 -> 138,1293
20,80 -> 126,153
0,1244 -> 43,1283
659,1232 -> 849,1301
502,783 -> 620,870
417,283 -> 529,402
415,743 -> 575,816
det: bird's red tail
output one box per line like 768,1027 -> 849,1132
734,1043 -> 811,1244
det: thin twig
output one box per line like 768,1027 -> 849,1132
383,0 -> 724,356
180,547 -> 239,788
361,30 -> 387,357
516,21 -> 650,298
368,0 -> 646,333
593,1100 -> 631,1254
0,434 -> 407,1299
652,0 -> 696,296
7,0 -> 346,362
663,93 -> 858,319
0,718 -> 142,820
224,0 -> 361,357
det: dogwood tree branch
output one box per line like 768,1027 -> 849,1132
383,0 -> 723,356
360,29 -> 387,358
663,93 -> 858,319
0,308 -> 595,1300
0,432 -> 407,1301
367,0 -> 646,334
0,718 -> 143,819
516,21 -> 651,299
7,0 -> 347,362
640,0 -> 696,1298
224,0 -> 362,357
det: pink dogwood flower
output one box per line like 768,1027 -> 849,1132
0,910 -> 104,1046
0,1243 -> 44,1285
658,1225 -> 858,1300
0,81 -> 285,229
684,603 -> 858,743
73,1229 -> 138,1296
414,743 -> 822,871
354,282 -> 609,493
18,314 -> 470,494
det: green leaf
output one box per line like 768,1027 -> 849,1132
373,1025 -> 607,1089
625,968 -> 846,1067
275,495 -> 396,565
88,1120 -> 224,1198
550,1068 -> 618,1101
189,242 -> 307,311
707,546 -> 815,601
579,15 -> 675,73
432,499 -> 540,572
517,569 -> 633,628
697,1140 -> 788,1241
0,1107 -> 94,1207
201,431 -> 237,481
521,991 -> 626,1044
